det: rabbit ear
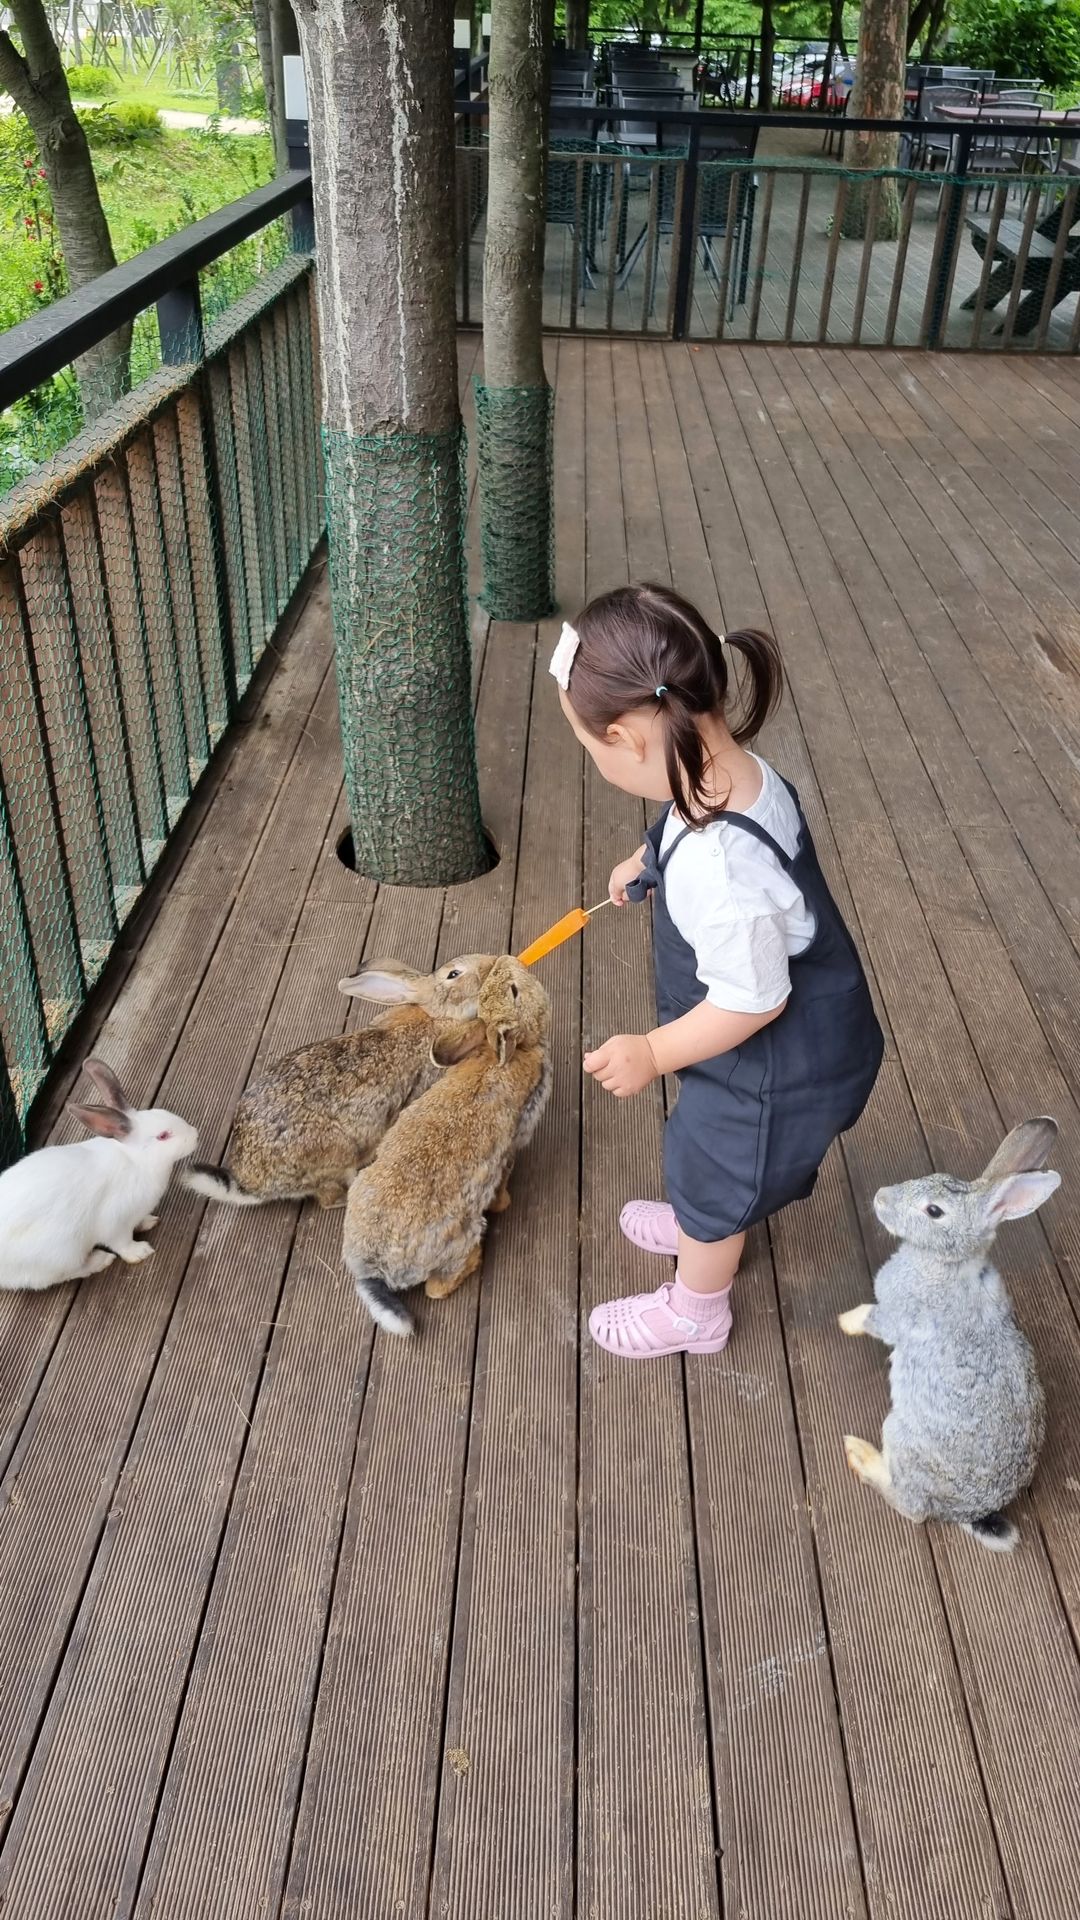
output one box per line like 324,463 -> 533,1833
339,960 -> 425,1003
83,1058 -> 130,1112
984,1169 -> 1061,1224
980,1118 -> 1058,1183
492,1024 -> 517,1067
430,1020 -> 487,1068
67,1101 -> 131,1140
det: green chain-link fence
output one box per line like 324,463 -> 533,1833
0,254 -> 322,1163
474,379 -> 554,622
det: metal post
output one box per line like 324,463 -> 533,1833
283,53 -> 313,252
157,278 -> 204,364
928,123 -> 971,347
743,35 -> 756,109
671,118 -> 702,341
692,0 -> 705,59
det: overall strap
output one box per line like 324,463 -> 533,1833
713,810 -> 797,874
656,823 -> 695,873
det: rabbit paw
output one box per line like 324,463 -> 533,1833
138,1215 -> 159,1231
838,1304 -> 872,1337
425,1244 -> 483,1300
844,1435 -> 890,1492
118,1240 -> 155,1264
488,1184 -> 512,1215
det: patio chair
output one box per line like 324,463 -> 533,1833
618,124 -> 759,317
546,127 -> 604,291
963,192 -> 1080,333
915,85 -> 979,172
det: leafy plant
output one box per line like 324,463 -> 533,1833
64,62 -> 113,96
949,0 -> 1080,91
79,101 -> 164,145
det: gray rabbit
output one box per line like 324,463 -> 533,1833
839,1118 -> 1059,1553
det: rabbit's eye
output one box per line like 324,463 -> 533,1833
510,982 -> 519,1000
156,1130 -> 172,1142
925,1203 -> 944,1219
446,969 -> 462,981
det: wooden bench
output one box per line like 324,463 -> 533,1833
962,202 -> 1080,334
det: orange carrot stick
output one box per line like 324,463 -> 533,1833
518,897 -> 612,967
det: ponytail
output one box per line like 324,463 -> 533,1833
722,627 -> 784,747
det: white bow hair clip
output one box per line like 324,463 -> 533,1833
549,621 -> 580,691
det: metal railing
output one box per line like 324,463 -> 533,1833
455,102 -> 1080,351
0,171 -> 322,1158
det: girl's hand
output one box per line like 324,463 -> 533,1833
584,1034 -> 659,1098
609,846 -> 647,905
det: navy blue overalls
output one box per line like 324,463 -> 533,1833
627,777 -> 883,1244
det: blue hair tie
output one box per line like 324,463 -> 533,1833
655,684 -> 667,698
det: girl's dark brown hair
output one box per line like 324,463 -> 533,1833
569,582 -> 783,824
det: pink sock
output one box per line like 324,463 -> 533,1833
672,1274 -> 732,1329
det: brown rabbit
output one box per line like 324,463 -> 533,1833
343,956 -> 552,1335
183,955 -> 497,1210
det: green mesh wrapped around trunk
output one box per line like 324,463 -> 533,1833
322,423 -> 489,886
474,380 -> 555,622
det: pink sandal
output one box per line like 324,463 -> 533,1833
620,1199 -> 679,1258
589,1279 -> 732,1360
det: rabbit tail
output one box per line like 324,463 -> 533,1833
348,1268 -> 414,1338
182,1162 -> 265,1208
963,1510 -> 1019,1553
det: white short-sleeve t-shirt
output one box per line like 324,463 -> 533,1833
658,755 -> 815,1016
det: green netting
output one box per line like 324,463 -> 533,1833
323,423 -> 489,889
474,380 -> 555,623
0,260 -> 323,1163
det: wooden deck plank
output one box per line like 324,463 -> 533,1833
669,341 -> 1011,1920
690,345 -> 1080,1919
0,658 -> 349,1911
635,342 -> 868,1920
280,627 -> 536,1920
427,337 -> 578,1920
837,351 -> 1080,801
576,337 -> 720,1920
764,349 -> 1080,1057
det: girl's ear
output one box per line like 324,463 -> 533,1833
606,719 -> 648,762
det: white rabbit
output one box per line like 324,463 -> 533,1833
0,1059 -> 199,1293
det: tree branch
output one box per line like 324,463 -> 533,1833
0,29 -> 34,115
7,0 -> 65,83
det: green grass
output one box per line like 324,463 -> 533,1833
0,119 -> 279,492
63,49 -> 265,119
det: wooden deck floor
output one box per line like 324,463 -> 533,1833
3,338 -> 1080,1920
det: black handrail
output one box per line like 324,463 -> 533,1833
0,171 -> 313,412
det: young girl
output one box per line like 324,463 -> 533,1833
551,582 -> 883,1360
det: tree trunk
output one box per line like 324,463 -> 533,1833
252,0 -> 285,171
757,0 -> 774,110
0,0 -> 129,419
216,45 -> 244,112
839,0 -> 907,241
293,0 -> 488,886
477,0 -> 554,621
565,0 -> 589,53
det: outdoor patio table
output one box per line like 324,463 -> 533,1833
937,104 -> 1078,124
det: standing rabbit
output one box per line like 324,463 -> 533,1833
839,1118 -> 1059,1552
0,1059 -> 198,1292
183,954 -> 496,1210
344,956 -> 552,1336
